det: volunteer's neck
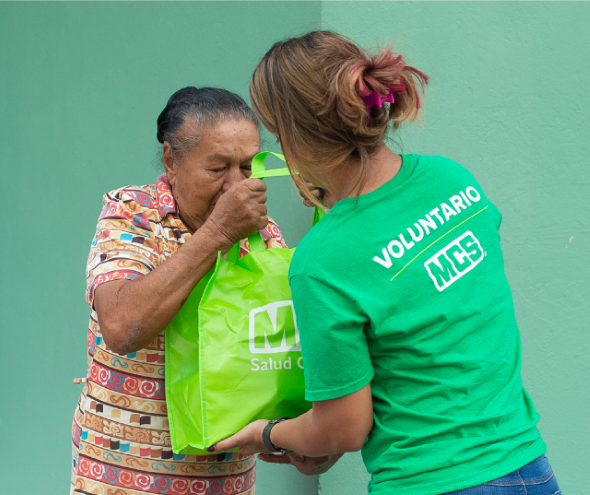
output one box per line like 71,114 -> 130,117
322,142 -> 402,202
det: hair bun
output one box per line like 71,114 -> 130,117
156,106 -> 170,144
156,87 -> 201,143
354,51 -> 409,97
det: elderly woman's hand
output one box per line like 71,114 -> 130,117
203,178 -> 269,251
258,452 -> 343,476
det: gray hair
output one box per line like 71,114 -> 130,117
157,86 -> 259,161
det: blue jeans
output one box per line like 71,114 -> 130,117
442,455 -> 561,495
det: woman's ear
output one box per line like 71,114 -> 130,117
162,142 -> 177,186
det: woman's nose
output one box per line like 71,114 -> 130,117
225,165 -> 245,186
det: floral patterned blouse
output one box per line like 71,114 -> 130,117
71,174 -> 287,495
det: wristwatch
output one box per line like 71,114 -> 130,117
262,417 -> 291,454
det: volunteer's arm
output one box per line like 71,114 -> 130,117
95,180 -> 268,355
211,383 -> 373,457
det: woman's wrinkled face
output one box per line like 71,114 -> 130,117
163,118 -> 260,233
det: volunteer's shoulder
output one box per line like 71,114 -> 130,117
413,153 -> 482,184
410,153 -> 471,176
289,213 -> 333,279
416,153 -> 501,227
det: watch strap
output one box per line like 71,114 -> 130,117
262,417 -> 291,453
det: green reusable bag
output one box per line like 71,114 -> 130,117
165,152 -> 315,454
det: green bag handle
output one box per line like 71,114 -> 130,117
313,205 -> 325,224
250,151 -> 292,180
226,151 -> 325,263
226,241 -> 240,264
251,151 -> 326,226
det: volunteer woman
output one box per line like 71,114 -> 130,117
70,86 -> 335,495
212,32 -> 561,495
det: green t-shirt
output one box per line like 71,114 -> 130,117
289,154 -> 546,495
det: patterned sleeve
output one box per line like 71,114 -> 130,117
86,189 -> 161,308
238,218 -> 288,258
260,218 -> 288,249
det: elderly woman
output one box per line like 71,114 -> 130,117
70,87 -> 330,495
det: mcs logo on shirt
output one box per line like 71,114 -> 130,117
424,231 -> 485,291
248,301 -> 301,354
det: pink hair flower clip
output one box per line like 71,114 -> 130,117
363,86 -> 403,125
363,90 -> 395,109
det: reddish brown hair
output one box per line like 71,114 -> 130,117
249,31 -> 428,204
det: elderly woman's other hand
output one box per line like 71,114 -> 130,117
257,452 -> 343,476
207,419 -> 343,475
296,177 -> 336,209
203,178 -> 268,252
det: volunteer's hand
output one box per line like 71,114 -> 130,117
296,178 -> 336,209
204,179 -> 268,251
258,452 -> 343,476
209,419 -> 269,456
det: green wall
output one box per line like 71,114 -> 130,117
1,2 -> 589,495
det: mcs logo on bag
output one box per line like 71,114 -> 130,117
249,301 -> 301,354
424,231 -> 485,291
